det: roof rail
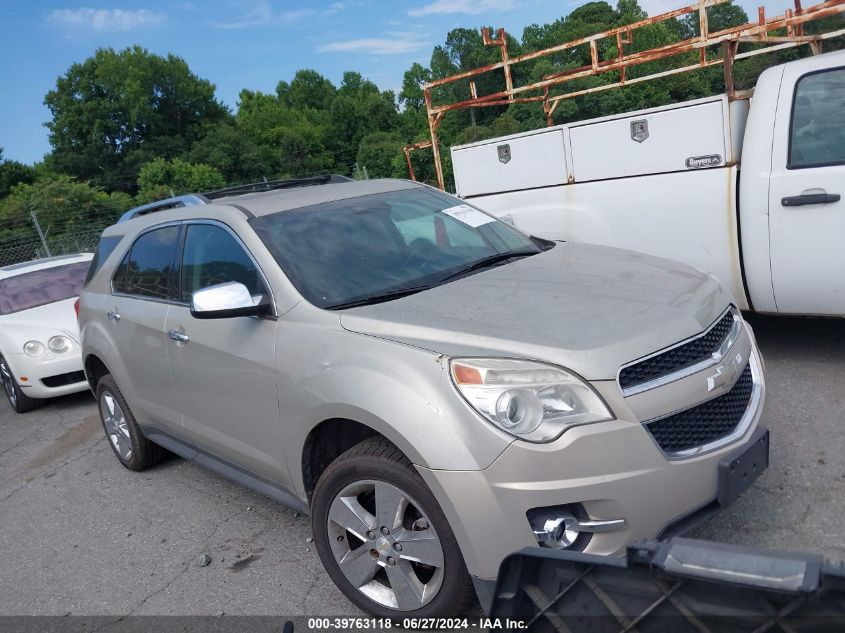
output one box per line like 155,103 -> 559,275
204,174 -> 352,199
117,194 -> 210,224
116,175 -> 354,224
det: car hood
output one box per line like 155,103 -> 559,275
339,242 -> 733,380
0,298 -> 81,344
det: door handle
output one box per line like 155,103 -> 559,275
168,330 -> 190,343
107,310 -> 120,321
781,193 -> 840,207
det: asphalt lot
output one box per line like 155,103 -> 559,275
0,313 -> 843,616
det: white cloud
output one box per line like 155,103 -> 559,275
317,33 -> 430,55
408,0 -> 520,17
48,8 -> 167,32
209,1 -> 315,29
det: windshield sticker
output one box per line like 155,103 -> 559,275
442,204 -> 496,228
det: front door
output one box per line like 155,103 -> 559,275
769,63 -> 845,315
164,222 -> 286,483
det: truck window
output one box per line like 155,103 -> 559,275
789,67 -> 845,169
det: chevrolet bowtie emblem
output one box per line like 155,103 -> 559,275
707,353 -> 743,392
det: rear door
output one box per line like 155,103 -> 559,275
108,225 -> 182,430
768,63 -> 845,315
164,221 -> 285,482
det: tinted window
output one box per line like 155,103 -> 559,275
84,236 -> 122,284
250,188 -> 547,309
789,68 -> 845,168
180,224 -> 264,302
112,226 -> 179,300
0,261 -> 90,315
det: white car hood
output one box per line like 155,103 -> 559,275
0,297 -> 81,343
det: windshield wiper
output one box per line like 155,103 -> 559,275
327,284 -> 435,310
438,250 -> 538,283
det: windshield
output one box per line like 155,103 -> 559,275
250,187 -> 550,309
0,261 -> 90,316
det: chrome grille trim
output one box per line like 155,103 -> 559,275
618,306 -> 742,397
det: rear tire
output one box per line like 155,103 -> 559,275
96,374 -> 167,471
311,437 -> 476,619
0,354 -> 41,414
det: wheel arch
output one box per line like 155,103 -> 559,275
299,417 -> 433,505
83,353 -> 111,392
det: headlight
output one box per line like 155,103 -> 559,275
450,358 -> 613,443
23,341 -> 45,357
48,335 -> 72,354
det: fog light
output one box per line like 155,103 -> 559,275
534,513 -> 580,549
528,505 -> 627,550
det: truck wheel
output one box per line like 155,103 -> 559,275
311,438 -> 475,619
0,354 -> 41,413
96,374 -> 167,471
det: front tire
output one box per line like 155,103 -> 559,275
96,374 -> 167,471
311,438 -> 475,618
0,354 -> 41,413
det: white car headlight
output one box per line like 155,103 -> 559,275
450,358 -> 613,443
23,341 -> 45,357
48,335 -> 72,354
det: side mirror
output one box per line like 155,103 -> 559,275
190,282 -> 270,319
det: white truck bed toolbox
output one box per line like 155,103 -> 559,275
568,96 -> 729,182
451,128 -> 569,197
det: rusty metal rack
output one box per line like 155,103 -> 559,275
405,0 -> 845,190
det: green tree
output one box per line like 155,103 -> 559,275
136,158 -> 225,203
44,46 -> 229,193
400,63 -> 432,112
681,3 -> 748,37
280,69 -> 337,111
188,122 -> 269,184
0,176 -> 128,247
356,132 -> 404,178
0,148 -> 36,198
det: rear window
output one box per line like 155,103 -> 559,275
0,261 -> 91,315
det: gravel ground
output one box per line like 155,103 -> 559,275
0,313 -> 843,615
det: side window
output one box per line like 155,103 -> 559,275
789,67 -> 845,168
180,224 -> 265,303
85,235 -> 122,285
112,226 -> 180,300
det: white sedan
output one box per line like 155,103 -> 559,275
0,253 -> 93,413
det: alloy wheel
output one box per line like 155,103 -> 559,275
327,479 -> 445,611
0,358 -> 16,408
100,391 -> 132,460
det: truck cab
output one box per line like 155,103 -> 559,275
741,51 -> 845,315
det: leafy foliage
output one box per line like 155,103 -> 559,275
0,0 -> 840,255
43,46 -> 228,193
136,158 -> 226,203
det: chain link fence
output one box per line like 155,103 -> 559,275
0,230 -> 102,268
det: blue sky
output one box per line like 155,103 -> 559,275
0,0 -> 793,165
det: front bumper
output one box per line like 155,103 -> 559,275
417,346 -> 767,581
5,350 -> 88,399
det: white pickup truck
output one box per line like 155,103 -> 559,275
451,50 -> 845,316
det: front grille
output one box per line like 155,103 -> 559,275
646,362 -> 753,454
42,371 -> 86,388
619,311 -> 735,391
